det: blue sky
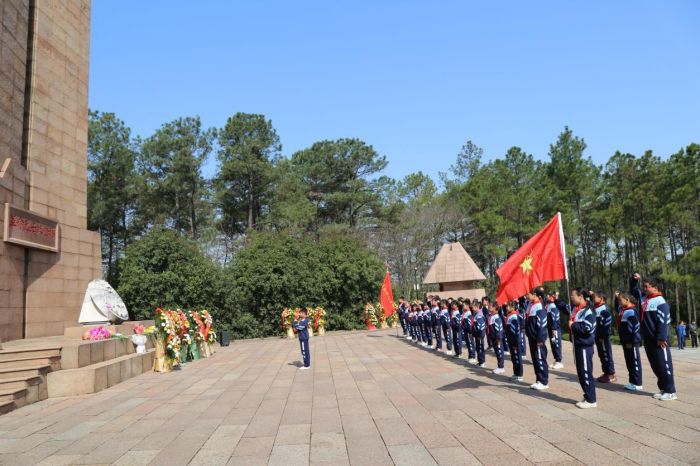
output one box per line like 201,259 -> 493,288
89,1 -> 699,183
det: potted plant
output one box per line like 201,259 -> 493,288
313,307 -> 326,335
130,324 -> 148,353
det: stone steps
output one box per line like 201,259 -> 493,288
0,347 -> 61,361
0,355 -> 61,370
0,363 -> 52,381
47,349 -> 155,398
0,375 -> 41,391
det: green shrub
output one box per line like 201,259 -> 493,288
117,228 -> 224,320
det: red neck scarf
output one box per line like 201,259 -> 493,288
571,304 -> 586,322
641,292 -> 662,321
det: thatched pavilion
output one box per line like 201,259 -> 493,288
423,242 -> 487,301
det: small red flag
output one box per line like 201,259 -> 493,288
496,213 -> 568,305
380,271 -> 394,317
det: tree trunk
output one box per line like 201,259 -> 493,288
686,281 -> 692,324
675,281 -> 680,325
248,173 -> 254,230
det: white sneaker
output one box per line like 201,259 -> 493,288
623,383 -> 643,391
421,342 -> 427,346
504,351 -> 510,355
437,349 -> 443,352
478,363 -> 487,368
530,382 -> 549,391
652,392 -> 663,399
550,362 -> 564,369
299,366 -> 310,370
468,358 -> 477,364
446,350 -> 454,356
511,376 -> 524,382
493,368 -> 505,374
659,393 -> 677,401
576,400 -> 597,409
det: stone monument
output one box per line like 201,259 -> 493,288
0,0 -> 102,341
423,242 -> 487,301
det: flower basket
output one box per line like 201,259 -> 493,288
387,310 -> 399,328
200,341 -> 212,358
286,327 -> 295,339
153,339 -> 171,373
311,307 -> 326,336
317,326 -> 325,335
189,341 -> 200,360
363,303 -> 379,331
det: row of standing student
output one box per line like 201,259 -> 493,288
397,273 -> 677,408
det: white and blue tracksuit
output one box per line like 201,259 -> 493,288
571,305 -> 596,403
423,309 -> 433,345
618,306 -> 642,386
518,301 -> 528,357
431,306 -> 440,347
472,309 -> 487,364
488,313 -> 505,369
506,311 -> 523,377
640,293 -> 675,394
525,301 -> 549,385
594,304 -> 616,375
416,311 -> 425,343
546,302 -> 562,363
294,317 -> 311,367
438,308 -> 452,351
398,304 -> 408,335
461,310 -> 475,359
451,310 -> 462,356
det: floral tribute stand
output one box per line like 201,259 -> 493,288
363,303 -> 379,331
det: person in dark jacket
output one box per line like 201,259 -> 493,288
689,321 -> 698,348
293,308 -> 311,369
398,297 -> 408,337
450,302 -> 462,358
617,292 -> 642,391
633,275 -> 677,401
545,291 -> 564,369
592,291 -> 617,383
676,321 -> 686,350
505,301 -> 524,381
488,305 -> 506,374
461,302 -> 476,363
471,300 -> 487,367
570,288 -> 597,408
525,289 -> 549,390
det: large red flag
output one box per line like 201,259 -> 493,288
379,271 -> 395,317
496,212 -> 568,305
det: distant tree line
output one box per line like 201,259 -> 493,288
88,110 -> 699,335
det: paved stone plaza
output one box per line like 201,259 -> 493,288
0,329 -> 698,466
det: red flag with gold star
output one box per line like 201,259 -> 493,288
379,271 -> 395,317
496,213 -> 568,305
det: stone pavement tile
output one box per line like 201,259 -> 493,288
0,433 -> 53,454
432,410 -> 481,432
281,402 -> 313,425
474,452 -> 533,466
131,428 -> 180,451
311,407 -> 343,433
365,401 -> 402,419
345,435 -> 393,466
54,431 -> 111,454
310,432 -> 348,463
338,397 -> 370,416
341,414 -> 379,438
35,454 -> 84,465
428,446 -> 481,466
275,424 -> 311,445
2,439 -> 73,465
411,422 -> 461,448
452,429 -> 513,456
243,413 -> 282,437
232,435 -> 275,457
257,398 -> 287,415
112,450 -> 160,466
268,444 -> 310,466
388,443 -> 438,466
188,448 -> 232,466
0,421 -> 53,439
375,417 -> 420,446
314,395 -> 339,409
611,444 -> 684,465
226,455 -> 269,465
200,424 -> 246,452
500,434 -> 574,463
553,441 -> 636,466
221,407 -> 257,425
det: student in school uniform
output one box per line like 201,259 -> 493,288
545,291 -> 564,369
450,302 -> 462,358
438,300 -> 453,355
431,299 -> 441,350
617,292 -> 643,391
471,300 -> 487,367
517,296 -> 528,358
525,290 -> 549,390
592,291 -> 617,383
398,297 -> 409,336
293,308 -> 311,370
633,275 -> 677,401
461,302 -> 476,363
483,297 -> 495,351
488,304 -> 506,374
416,304 -> 426,346
505,301 -> 524,381
570,288 -> 597,408
422,303 -> 433,347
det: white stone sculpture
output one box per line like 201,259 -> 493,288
78,279 -> 130,324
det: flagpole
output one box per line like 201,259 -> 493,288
557,211 -> 574,346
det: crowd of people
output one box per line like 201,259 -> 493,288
396,273 -> 680,409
